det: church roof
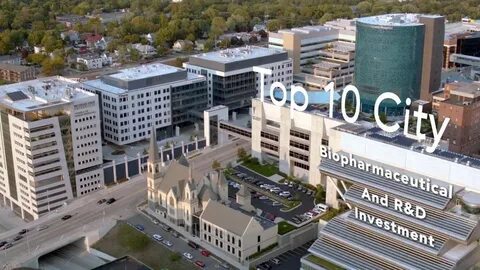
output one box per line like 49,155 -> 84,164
200,200 -> 254,236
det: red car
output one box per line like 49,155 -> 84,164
195,260 -> 205,268
201,250 -> 211,257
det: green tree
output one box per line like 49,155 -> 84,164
27,53 -> 47,65
209,17 -> 227,41
41,56 -> 64,76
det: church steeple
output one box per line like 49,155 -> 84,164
148,127 -> 160,163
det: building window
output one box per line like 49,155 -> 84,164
258,235 -> 261,242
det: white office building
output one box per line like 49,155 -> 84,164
0,77 -> 103,220
81,63 -> 207,145
184,46 -> 293,110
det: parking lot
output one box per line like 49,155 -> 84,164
256,240 -> 314,270
229,166 -> 319,224
127,214 -> 230,270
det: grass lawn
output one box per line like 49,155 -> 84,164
92,223 -> 193,270
305,254 -> 344,270
242,159 -> 279,177
277,221 -> 297,235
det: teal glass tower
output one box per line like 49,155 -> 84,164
354,14 -> 426,116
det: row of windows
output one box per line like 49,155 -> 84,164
290,140 -> 309,151
77,140 -> 99,148
261,131 -> 279,142
80,180 -> 100,189
74,115 -> 96,123
290,129 -> 310,140
294,161 -> 309,170
75,124 -> 96,132
289,151 -> 309,162
78,156 -> 99,166
79,172 -> 101,182
261,142 -> 278,152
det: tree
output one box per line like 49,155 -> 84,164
27,53 -> 47,66
41,56 -> 64,76
212,160 -> 221,170
209,17 -> 227,41
237,147 -> 247,161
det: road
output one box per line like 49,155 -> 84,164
127,214 -> 227,270
0,175 -> 147,268
0,140 -> 248,268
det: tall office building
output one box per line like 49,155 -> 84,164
268,20 -> 356,74
184,46 -> 293,110
82,63 -> 207,145
354,14 -> 444,115
0,77 -> 103,220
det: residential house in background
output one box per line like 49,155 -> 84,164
0,55 -> 22,65
0,64 -> 35,82
132,43 -> 157,58
60,30 -> 80,44
77,53 -> 112,70
173,40 -> 194,52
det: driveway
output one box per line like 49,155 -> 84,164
229,166 -> 316,223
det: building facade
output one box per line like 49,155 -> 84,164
184,46 -> 293,110
437,81 -> 480,155
199,199 -> 277,263
355,14 -> 443,115
249,98 -> 480,269
0,64 -> 35,83
268,20 -> 356,74
0,77 -> 103,220
81,63 -> 207,145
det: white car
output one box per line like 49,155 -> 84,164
304,212 -> 315,219
279,191 -> 291,197
270,187 -> 281,192
183,252 -> 194,260
315,203 -> 329,212
162,240 -> 173,247
282,181 -> 289,185
153,234 -> 163,241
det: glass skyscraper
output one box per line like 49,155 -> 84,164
354,14 -> 426,116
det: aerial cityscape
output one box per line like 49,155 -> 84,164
0,0 -> 480,270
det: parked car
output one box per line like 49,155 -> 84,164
172,231 -> 180,238
152,219 -> 159,225
162,240 -> 173,247
0,241 -> 7,248
12,235 -> 22,242
259,196 -> 269,200
220,263 -> 230,269
288,182 -> 294,187
61,215 -> 72,221
282,181 -> 289,185
97,199 -> 107,204
315,203 -> 329,212
188,241 -> 199,249
18,229 -> 28,235
272,201 -> 282,206
106,198 -> 116,205
195,260 -> 206,268
135,224 -> 145,231
292,217 -> 301,224
297,186 -> 303,191
306,190 -> 313,196
270,258 -> 281,265
1,243 -> 12,250
161,224 -> 171,232
201,250 -> 211,257
153,234 -> 163,241
183,252 -> 194,260
279,191 -> 291,197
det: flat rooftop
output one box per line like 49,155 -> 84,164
445,21 -> 480,39
83,63 -> 204,94
108,64 -> 181,81
0,76 -> 92,112
358,13 -> 441,26
190,46 -> 285,64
